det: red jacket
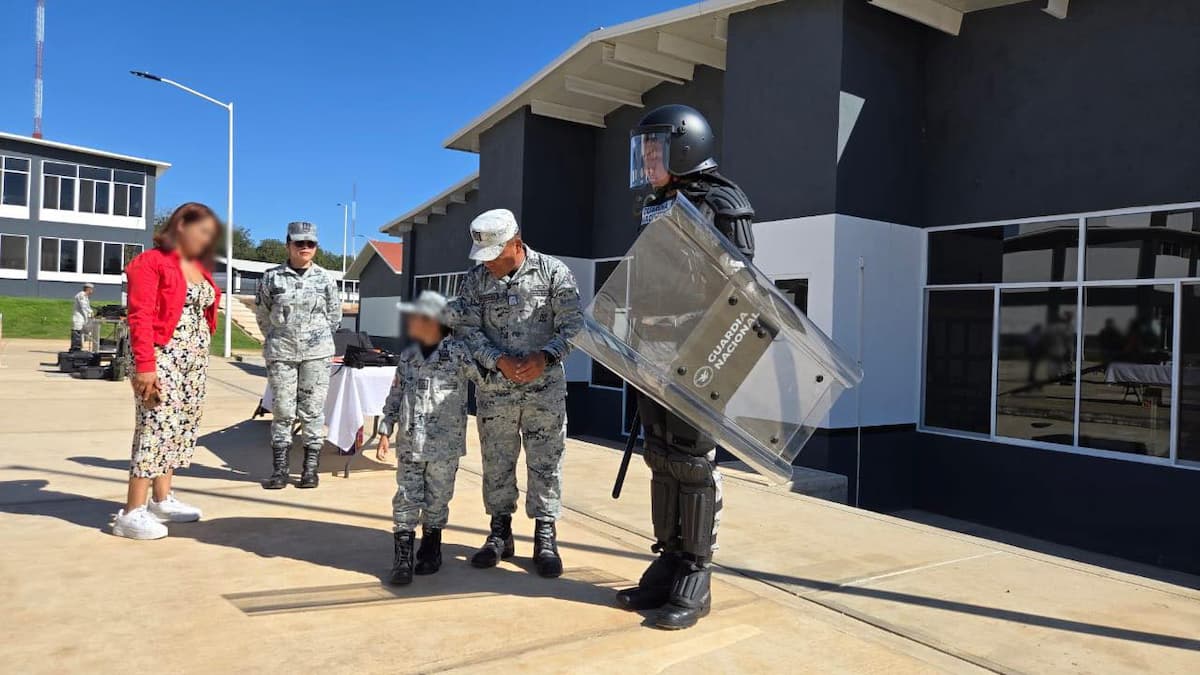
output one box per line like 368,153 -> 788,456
125,247 -> 220,373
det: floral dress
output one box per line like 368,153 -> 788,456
129,282 -> 215,478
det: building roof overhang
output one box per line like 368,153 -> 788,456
379,172 -> 480,236
867,0 -> 1068,36
443,0 -> 782,154
0,131 -> 172,177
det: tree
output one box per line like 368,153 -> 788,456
231,226 -> 257,260
255,238 -> 288,264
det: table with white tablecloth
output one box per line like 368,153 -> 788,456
260,363 -> 395,455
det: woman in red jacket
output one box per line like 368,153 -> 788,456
112,202 -> 222,540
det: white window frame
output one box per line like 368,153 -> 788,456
918,199 -> 1200,472
0,155 -> 32,219
413,271 -> 468,298
38,160 -> 147,230
37,236 -> 143,284
0,233 -> 29,279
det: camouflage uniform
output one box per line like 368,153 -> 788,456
448,246 -> 582,521
381,337 -> 480,531
255,262 -> 343,450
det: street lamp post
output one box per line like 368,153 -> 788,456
337,202 -> 349,276
130,70 -> 235,358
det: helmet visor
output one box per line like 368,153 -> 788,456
630,131 -> 671,189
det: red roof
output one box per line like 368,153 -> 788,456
370,240 -> 404,274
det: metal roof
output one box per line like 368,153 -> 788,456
0,131 -> 171,177
443,0 -> 782,154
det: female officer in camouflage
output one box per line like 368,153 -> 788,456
255,221 -> 342,489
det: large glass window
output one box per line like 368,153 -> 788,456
1078,285 -> 1174,456
923,289 -> 995,433
102,242 -> 123,275
38,162 -> 144,216
925,204 -> 1200,468
0,234 -> 27,270
413,272 -> 467,298
83,241 -> 103,274
994,288 -> 1078,444
928,220 -> 1079,285
40,238 -> 57,272
1177,282 -> 1200,463
1,156 -> 30,206
1085,209 -> 1200,280
38,236 -> 140,277
58,240 -> 78,273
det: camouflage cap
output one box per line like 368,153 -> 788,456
468,209 -> 518,261
287,221 -> 319,243
397,290 -> 449,321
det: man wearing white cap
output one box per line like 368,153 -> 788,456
448,208 -> 582,578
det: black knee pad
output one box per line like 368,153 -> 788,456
678,482 -> 717,560
650,473 -> 679,546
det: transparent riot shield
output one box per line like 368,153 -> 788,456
571,197 -> 863,484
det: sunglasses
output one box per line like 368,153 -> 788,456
290,240 -> 317,249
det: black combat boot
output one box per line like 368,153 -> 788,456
414,527 -> 443,575
654,558 -> 711,630
262,445 -> 289,490
615,546 -> 681,610
297,446 -> 320,488
470,515 -> 514,568
389,530 -> 415,585
533,518 -> 563,578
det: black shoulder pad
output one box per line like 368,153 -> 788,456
703,183 -> 755,220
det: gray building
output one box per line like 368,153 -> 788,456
0,132 -> 169,302
344,238 -> 408,349
381,0 -> 1200,574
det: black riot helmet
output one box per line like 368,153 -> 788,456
629,104 -> 717,189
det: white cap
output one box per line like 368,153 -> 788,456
468,209 -> 519,262
396,290 -> 448,321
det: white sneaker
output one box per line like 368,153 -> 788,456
148,493 -> 203,523
112,506 -> 168,540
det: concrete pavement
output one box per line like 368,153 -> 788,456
1,339 -> 1197,674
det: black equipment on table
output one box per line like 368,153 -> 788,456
334,329 -> 374,356
343,344 -> 400,368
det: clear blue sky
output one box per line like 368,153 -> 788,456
0,0 -> 689,250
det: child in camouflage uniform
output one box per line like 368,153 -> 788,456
379,291 -> 480,585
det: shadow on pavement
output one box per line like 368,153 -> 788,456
174,516 -> 619,609
69,456 -> 256,483
732,566 -> 1200,652
0,479 -> 116,531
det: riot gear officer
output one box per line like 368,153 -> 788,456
617,104 -> 755,630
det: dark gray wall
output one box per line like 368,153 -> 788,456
836,0 -> 926,226
0,137 -> 158,300
357,254 -> 405,299
591,66 -> 725,259
723,0 -> 843,222
409,189 -> 480,278
478,110 -> 526,218
923,0 -> 1200,226
520,113 -> 595,258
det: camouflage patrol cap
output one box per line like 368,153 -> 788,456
287,221 -> 319,243
468,209 -> 519,261
397,290 -> 449,321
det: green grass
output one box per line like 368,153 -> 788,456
0,296 -> 260,356
211,311 -> 262,354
